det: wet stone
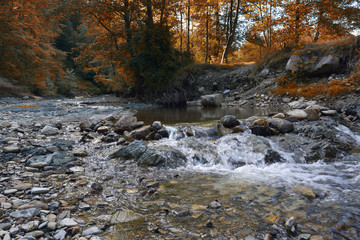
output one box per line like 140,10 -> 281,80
4,189 -> 18,195
82,226 -> 103,236
31,187 -> 50,195
10,208 -> 40,218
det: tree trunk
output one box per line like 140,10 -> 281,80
205,5 -> 209,63
294,0 -> 300,44
187,0 -> 191,52
160,0 -> 166,25
221,0 -> 240,64
180,8 -> 183,52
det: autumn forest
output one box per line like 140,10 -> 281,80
1,0 -> 359,99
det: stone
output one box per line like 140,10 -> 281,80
114,115 -> 137,133
47,222 -> 57,230
1,202 -> 12,209
123,131 -> 134,142
200,94 -> 223,107
18,200 -> 49,210
97,126 -> 109,134
21,221 -> 38,232
208,200 -> 221,209
312,55 -> 339,75
285,217 -> 297,236
60,218 -> 78,227
244,236 -> 257,240
29,162 -> 48,168
286,55 -> 302,71
69,166 -> 85,173
304,108 -> 319,121
14,183 -> 33,190
3,145 -> 20,153
151,121 -> 163,131
82,226 -> 103,236
321,110 -> 337,116
4,189 -> 17,195
110,210 -> 143,224
220,115 -> 239,128
109,141 -> 148,160
310,236 -> 324,240
79,202 -> 91,211
130,126 -> 151,140
73,150 -> 88,157
25,230 -> 44,238
273,113 -> 286,119
10,208 -> 40,218
0,223 -> 12,230
258,68 -> 269,77
282,97 -> 291,103
31,187 -> 50,195
40,126 -> 59,136
266,118 -> 294,133
286,109 -> 308,120
298,233 -> 312,240
54,229 -> 66,240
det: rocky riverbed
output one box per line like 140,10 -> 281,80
0,95 -> 360,240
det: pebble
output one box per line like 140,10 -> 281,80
3,145 -> 20,153
25,230 -> 44,238
298,233 -> 312,240
10,208 -> 40,218
4,189 -> 18,195
60,218 -> 78,227
82,226 -> 103,236
18,200 -> 48,210
321,110 -> 337,116
54,229 -> 67,240
0,223 -> 12,230
47,222 -> 57,230
1,202 -> 12,209
31,187 -> 50,195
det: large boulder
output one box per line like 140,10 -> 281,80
109,141 -> 147,159
312,55 -> 339,75
344,100 -> 360,118
266,118 -> 294,133
286,55 -> 302,72
130,126 -> 151,140
220,115 -> 239,128
286,109 -> 308,120
200,94 -> 223,107
114,115 -> 138,133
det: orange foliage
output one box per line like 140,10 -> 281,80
273,79 -> 354,98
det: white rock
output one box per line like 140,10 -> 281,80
31,187 -> 50,195
40,126 -> 59,136
286,109 -> 308,120
60,218 -> 78,227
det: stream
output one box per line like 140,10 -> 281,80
0,95 -> 359,240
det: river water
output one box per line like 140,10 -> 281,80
1,95 -> 359,239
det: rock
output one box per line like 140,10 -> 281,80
123,131 -> 134,142
110,209 -> 143,223
54,229 -> 67,240
31,187 -> 50,195
25,230 -> 44,238
310,235 -> 324,240
91,183 -> 103,194
304,108 -> 319,121
344,100 -> 360,117
73,150 -> 88,157
60,218 -> 78,227
249,121 -> 277,137
130,126 -> 151,140
109,141 -> 147,160
97,126 -> 109,134
208,200 -> 221,209
0,223 -> 12,230
273,113 -> 286,119
4,189 -> 17,195
286,109 -> 308,120
10,208 -> 40,218
200,94 -> 223,107
21,221 -> 38,232
18,201 -> 49,210
14,183 -> 33,190
157,127 -> 169,138
282,97 -> 291,103
298,233 -> 312,240
321,110 -> 337,116
244,236 -> 257,240
220,115 -> 239,128
286,55 -> 302,71
151,121 -> 163,131
3,145 -> 20,153
40,126 -> 59,136
266,118 -> 294,133
285,217 -> 297,236
294,185 -> 316,199
78,202 -> 91,211
82,226 -> 103,236
69,166 -> 85,173
313,55 -> 339,75
1,202 -> 11,209
258,68 -> 270,77
114,115 -> 137,133
27,153 -> 75,167
47,222 -> 57,230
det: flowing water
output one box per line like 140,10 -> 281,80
1,96 -> 359,239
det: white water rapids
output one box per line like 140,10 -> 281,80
149,124 -> 360,198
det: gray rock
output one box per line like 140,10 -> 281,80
304,108 -> 319,121
54,229 -> 66,240
258,68 -> 270,77
78,202 -> 91,211
298,233 -> 312,240
130,126 -> 151,140
4,189 -> 17,195
47,222 -> 57,230
31,188 -> 50,195
21,221 -> 38,232
285,217 -> 297,236
110,210 -> 143,224
286,55 -> 302,71
60,218 -> 78,227
200,94 -> 223,107
321,110 -> 337,116
266,118 -> 294,133
25,230 -> 44,238
313,55 -> 339,75
109,141 -> 147,160
18,200 -> 48,210
151,121 -> 163,131
0,223 -> 12,230
220,115 -> 239,128
40,126 -> 59,136
82,226 -> 103,236
286,109 -> 308,120
3,145 -> 20,153
97,126 -> 109,134
114,115 -> 137,133
208,200 -> 222,209
10,208 -> 40,218
244,236 -> 257,240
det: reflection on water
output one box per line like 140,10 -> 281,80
136,105 -> 276,124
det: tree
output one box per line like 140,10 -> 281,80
0,0 -> 64,95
